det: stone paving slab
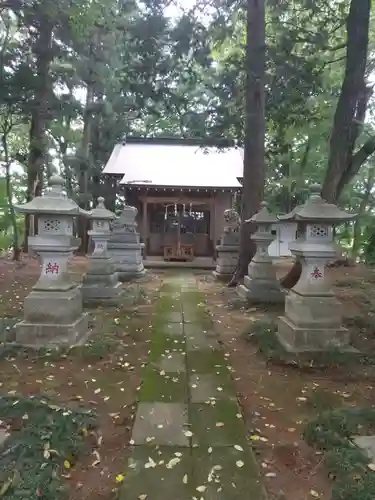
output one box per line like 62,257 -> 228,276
191,446 -> 266,499
148,335 -> 186,362
132,402 -> 190,446
354,435 -> 375,460
187,349 -> 230,375
184,323 -> 216,337
120,446 -> 193,500
139,368 -> 187,402
165,323 -> 184,336
189,374 -> 236,403
166,311 -> 183,323
190,401 -> 247,447
186,331 -> 220,351
155,352 -> 186,373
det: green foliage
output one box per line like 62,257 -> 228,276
304,407 -> 375,500
0,395 -> 96,500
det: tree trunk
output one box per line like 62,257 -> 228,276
321,0 -> 371,204
77,84 -> 94,255
228,0 -> 266,286
24,20 -> 53,250
1,132 -> 20,261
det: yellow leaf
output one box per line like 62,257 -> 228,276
250,435 -> 260,441
81,428 -> 88,437
116,474 -> 125,483
63,460 -> 71,469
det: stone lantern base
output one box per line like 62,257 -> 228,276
81,255 -> 123,306
109,243 -> 146,281
15,287 -> 89,348
276,290 -> 354,353
213,244 -> 239,282
237,258 -> 285,304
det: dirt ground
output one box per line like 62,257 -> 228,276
0,255 -> 164,500
1,256 -> 375,500
199,261 -> 375,500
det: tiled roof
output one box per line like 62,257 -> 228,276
102,143 -> 243,188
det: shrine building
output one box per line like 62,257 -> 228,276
102,138 -> 243,262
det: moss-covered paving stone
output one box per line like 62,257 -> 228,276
191,446 -> 266,499
190,401 -> 247,447
189,373 -> 236,403
139,367 -> 187,402
165,322 -> 184,337
166,311 -> 183,323
185,330 -> 220,351
132,402 -> 190,446
120,445 -> 193,500
148,331 -> 186,362
187,349 -> 230,376
155,351 -> 186,373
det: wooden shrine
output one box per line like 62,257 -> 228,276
101,138 -> 243,262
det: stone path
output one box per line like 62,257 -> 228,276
120,275 -> 266,499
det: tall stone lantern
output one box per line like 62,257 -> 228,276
107,203 -> 145,281
237,202 -> 284,303
14,175 -> 89,347
81,197 -> 123,305
276,183 -> 357,353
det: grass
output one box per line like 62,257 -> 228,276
304,407 -> 375,500
0,395 -> 96,500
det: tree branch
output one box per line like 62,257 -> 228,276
336,135 -> 375,196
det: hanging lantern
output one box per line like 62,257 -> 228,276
174,203 -> 177,216
189,203 -> 192,216
164,205 -> 168,220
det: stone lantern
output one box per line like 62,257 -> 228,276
213,208 -> 240,281
14,175 -> 89,347
81,197 -> 123,305
237,202 -> 284,303
276,183 -> 357,353
107,203 -> 145,281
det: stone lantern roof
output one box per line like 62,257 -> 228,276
278,184 -> 357,222
14,175 -> 89,216
246,202 -> 278,224
89,197 -> 115,220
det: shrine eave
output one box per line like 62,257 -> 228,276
120,184 -> 240,192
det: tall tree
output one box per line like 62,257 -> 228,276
229,0 -> 266,285
281,0 -> 373,289
321,0 -> 373,204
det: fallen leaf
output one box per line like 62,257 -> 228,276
196,485 -> 207,492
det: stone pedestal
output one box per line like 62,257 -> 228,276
108,204 -> 145,282
237,202 -> 284,304
276,184 -> 357,354
14,176 -> 89,348
213,210 -> 240,281
81,198 -> 123,306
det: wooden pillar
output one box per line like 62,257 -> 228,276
142,199 -> 148,258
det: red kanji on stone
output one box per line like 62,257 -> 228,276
310,266 -> 323,279
45,262 -> 59,275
